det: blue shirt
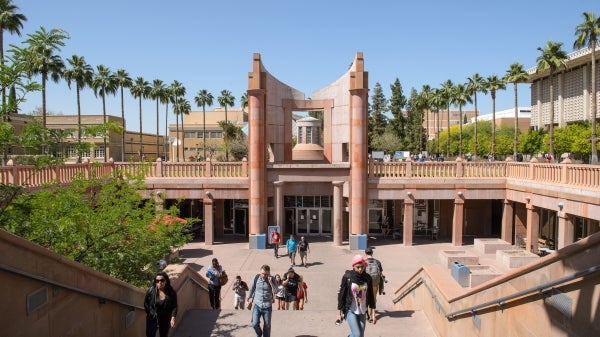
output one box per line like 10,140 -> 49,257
249,276 -> 275,308
287,239 -> 298,252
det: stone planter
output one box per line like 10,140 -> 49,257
496,250 -> 540,268
439,250 -> 479,268
467,265 -> 502,287
474,238 -> 513,254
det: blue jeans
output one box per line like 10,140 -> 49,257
345,310 -> 366,337
252,305 -> 273,337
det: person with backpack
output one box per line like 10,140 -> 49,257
364,247 -> 384,323
247,264 -> 277,337
336,255 -> 376,336
205,258 -> 226,309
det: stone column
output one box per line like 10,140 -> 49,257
452,197 -> 464,246
501,199 -> 514,243
349,88 -> 368,236
248,89 -> 266,237
525,203 -> 539,253
333,181 -> 344,246
556,211 -> 573,249
403,197 -> 414,246
203,193 -> 214,245
274,181 -> 284,231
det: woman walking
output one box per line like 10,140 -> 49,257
336,255 -> 376,337
144,271 -> 178,337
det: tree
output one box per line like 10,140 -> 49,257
0,120 -> 14,163
388,78 -> 407,142
441,79 -> 454,156
574,12 -> 600,164
240,92 -> 248,112
149,79 -> 166,159
162,86 -> 173,161
114,69 -> 132,161
21,27 -> 69,128
467,73 -> 487,158
418,85 -> 433,149
217,90 -> 235,161
484,75 -> 506,156
368,82 -> 388,152
451,83 -> 472,156
194,89 -> 214,160
430,88 -> 445,155
169,81 -> 185,161
504,62 -> 529,159
92,65 -> 116,162
519,128 -> 545,157
0,0 -> 26,107
172,97 -> 190,161
63,55 -> 93,161
130,77 -> 150,161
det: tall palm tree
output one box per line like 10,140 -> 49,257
149,79 -> 166,159
431,88 -> 445,156
574,12 -> 600,164
194,89 -> 214,160
172,97 -> 191,161
217,89 -> 235,161
63,55 -> 93,161
451,83 -> 472,157
0,0 -> 26,108
114,69 -> 132,161
22,27 -> 68,128
169,80 -> 185,161
536,41 -> 568,161
504,63 -> 529,159
92,65 -> 116,162
161,86 -> 173,161
440,80 -> 454,157
466,73 -> 487,158
418,85 -> 433,149
130,77 -> 150,161
484,75 -> 506,158
240,92 -> 248,112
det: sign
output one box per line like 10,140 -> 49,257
267,226 -> 280,244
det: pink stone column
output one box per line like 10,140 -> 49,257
333,181 -> 344,246
349,88 -> 368,235
248,89 -> 266,236
556,211 -> 573,249
452,198 -> 464,246
274,181 -> 284,231
501,199 -> 514,243
525,203 -> 539,253
203,195 -> 214,245
403,197 -> 414,246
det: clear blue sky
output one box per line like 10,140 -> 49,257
6,0 -> 597,134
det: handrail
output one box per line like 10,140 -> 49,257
0,263 -> 144,311
392,277 -> 423,304
445,264 -> 600,319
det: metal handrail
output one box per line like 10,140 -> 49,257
0,263 -> 144,310
392,277 -> 423,304
445,265 -> 600,319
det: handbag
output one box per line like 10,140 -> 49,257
218,272 -> 228,286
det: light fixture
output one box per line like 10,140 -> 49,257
205,191 -> 212,198
407,191 -> 412,196
457,191 -> 463,197
558,202 -> 564,211
525,196 -> 531,202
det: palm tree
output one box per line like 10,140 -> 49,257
114,69 -> 132,161
451,83 -> 472,157
172,97 -> 191,161
0,0 -> 26,108
217,89 -> 235,161
418,85 -> 433,149
440,80 -> 454,157
161,86 -> 173,161
194,89 -> 214,160
504,63 -> 529,160
130,77 -> 150,161
484,75 -> 506,158
169,81 -> 185,161
22,27 -> 68,128
536,41 -> 568,161
149,79 -> 166,159
574,12 -> 600,164
466,73 -> 487,158
63,55 -> 93,161
431,88 -> 445,156
92,65 -> 116,162
240,92 -> 248,112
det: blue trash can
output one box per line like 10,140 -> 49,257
249,233 -> 266,249
451,261 -> 470,287
350,234 -> 367,250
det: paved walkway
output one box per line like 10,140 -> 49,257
171,236 -> 511,337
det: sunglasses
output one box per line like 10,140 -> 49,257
155,279 -> 166,284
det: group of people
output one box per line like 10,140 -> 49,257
271,231 -> 311,268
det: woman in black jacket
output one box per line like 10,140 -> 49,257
336,255 -> 376,337
144,271 -> 178,337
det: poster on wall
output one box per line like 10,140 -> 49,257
267,225 -> 281,244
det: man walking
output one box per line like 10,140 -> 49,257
247,264 -> 276,337
286,234 -> 299,266
271,229 -> 281,258
364,247 -> 384,323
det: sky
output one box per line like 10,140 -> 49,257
5,0 -> 597,135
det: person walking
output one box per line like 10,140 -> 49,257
206,258 -> 226,309
144,271 -> 178,337
364,247 -> 384,323
274,274 -> 286,310
298,236 -> 310,267
247,264 -> 277,337
285,234 -> 299,266
231,275 -> 249,310
271,229 -> 281,258
336,255 -> 376,337
295,275 -> 308,310
282,267 -> 300,310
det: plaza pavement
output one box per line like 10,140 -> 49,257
171,235 -> 510,337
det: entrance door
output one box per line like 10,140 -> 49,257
296,208 -> 331,234
234,208 -> 247,235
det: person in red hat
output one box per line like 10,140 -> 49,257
336,255 -> 376,336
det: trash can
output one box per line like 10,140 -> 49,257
452,261 -> 470,287
249,233 -> 266,249
350,234 -> 367,251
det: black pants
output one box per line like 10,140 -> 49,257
146,316 -> 170,337
209,284 -> 222,309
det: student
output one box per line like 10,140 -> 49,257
206,258 -> 226,309
247,265 -> 277,337
336,255 -> 376,337
271,229 -> 281,258
295,275 -> 308,310
282,267 -> 300,310
231,275 -> 249,310
298,236 -> 310,267
144,271 -> 177,337
286,234 -> 299,266
274,274 -> 286,310
364,247 -> 384,323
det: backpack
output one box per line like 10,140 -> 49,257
365,258 -> 381,287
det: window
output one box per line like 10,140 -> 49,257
94,146 -> 105,159
210,131 -> 222,138
197,131 -> 204,138
298,127 -> 303,143
184,132 -> 196,138
306,127 -> 312,144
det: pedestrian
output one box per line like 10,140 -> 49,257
364,247 -> 385,323
247,264 -> 277,337
206,258 -> 226,309
286,234 -> 299,266
271,228 -> 281,258
274,274 -> 286,310
296,275 -> 308,310
336,255 -> 376,337
298,236 -> 310,267
231,275 -> 249,310
144,271 -> 178,337
282,267 -> 300,310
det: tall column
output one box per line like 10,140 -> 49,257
248,89 -> 266,237
274,181 -> 284,231
349,88 -> 368,236
501,199 -> 514,243
403,197 -> 414,246
525,203 -> 539,253
203,193 -> 214,245
556,211 -> 573,249
452,197 -> 464,246
333,181 -> 344,246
